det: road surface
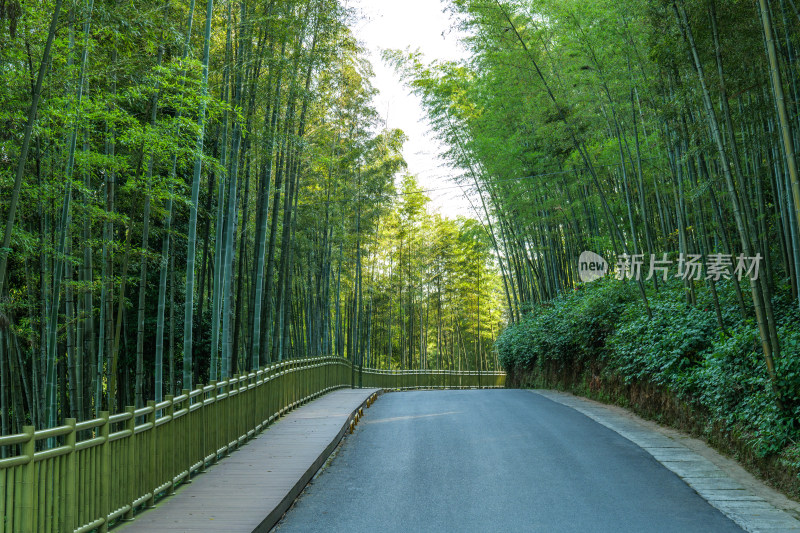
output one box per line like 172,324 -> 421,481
275,389 -> 741,533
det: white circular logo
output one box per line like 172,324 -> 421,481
578,251 -> 608,283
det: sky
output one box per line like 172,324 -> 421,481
349,0 -> 479,220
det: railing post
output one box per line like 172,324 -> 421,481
224,380 -> 234,457
181,390 -> 195,476
65,418 -> 77,532
267,369 -> 274,423
228,375 -> 236,448
293,364 -> 299,405
200,383 -> 210,467
282,366 -> 288,414
289,365 -> 295,407
233,378 -> 239,445
165,395 -> 175,495
318,359 -> 323,396
20,425 -> 35,533
146,401 -> 157,505
196,383 -> 208,466
249,373 -> 256,438
99,412 -> 110,533
311,361 -> 317,398
208,383 -> 218,464
228,377 -> 236,449
290,365 -> 295,406
124,407 -> 136,520
304,362 -> 309,401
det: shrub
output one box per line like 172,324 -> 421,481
496,277 -> 800,459
607,299 -> 718,395
496,278 -> 635,374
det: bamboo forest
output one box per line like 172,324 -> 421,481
3,0 -> 800,509
0,0 -> 505,436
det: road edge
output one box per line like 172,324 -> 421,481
532,389 -> 800,533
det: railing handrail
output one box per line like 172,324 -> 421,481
0,359 -> 504,439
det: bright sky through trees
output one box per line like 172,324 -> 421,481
351,0 -> 476,218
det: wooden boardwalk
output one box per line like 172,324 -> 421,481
118,388 -> 379,533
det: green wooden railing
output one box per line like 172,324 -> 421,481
361,368 -> 506,390
0,357 -> 505,533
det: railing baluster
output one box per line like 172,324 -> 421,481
165,395 -> 176,495
146,401 -> 157,507
98,412 -> 110,533
18,426 -> 34,533
124,407 -> 135,521
208,382 -> 218,466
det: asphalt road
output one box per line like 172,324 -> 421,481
274,389 -> 742,533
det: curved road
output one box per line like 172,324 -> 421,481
275,390 -> 741,532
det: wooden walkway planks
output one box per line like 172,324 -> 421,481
118,388 -> 379,533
